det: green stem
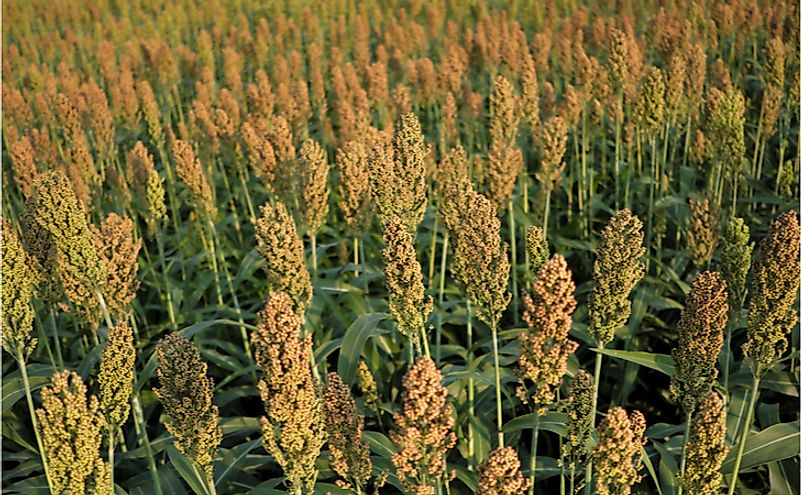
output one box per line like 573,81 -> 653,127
211,222 -> 256,380
584,350 -> 604,495
677,411 -> 693,495
96,290 -> 115,331
722,324 -> 733,389
682,116 -> 692,171
155,227 -> 177,330
543,187 -> 552,240
727,374 -> 761,495
437,233 -> 449,366
429,214 -> 439,285
528,413 -> 541,495
615,95 -> 623,212
108,430 -> 115,493
581,112 -> 588,238
34,316 -> 57,371
523,170 -> 530,289
205,228 -> 224,307
131,393 -> 163,495
48,307 -> 64,368
421,325 -> 431,359
508,200 -> 518,322
354,237 -> 360,279
18,352 -> 53,490
645,138 -> 657,273
311,234 -> 318,274
570,464 -> 576,495
467,299 -> 475,470
491,318 -> 504,448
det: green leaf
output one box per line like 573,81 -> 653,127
594,348 -> 675,376
314,483 -> 352,494
4,474 -> 50,494
214,438 -> 263,489
2,363 -> 52,414
722,422 -> 801,473
166,444 -> 212,495
337,313 -> 388,385
641,445 -> 664,495
364,431 -> 397,459
503,412 -> 567,437
653,440 -> 679,495
452,464 -> 478,491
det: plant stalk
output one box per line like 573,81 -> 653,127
509,200 -> 518,322
677,411 -> 693,495
528,413 -> 541,495
131,393 -> 163,495
491,318 -> 504,447
437,233 -> 449,366
584,349 -> 604,495
727,373 -> 761,495
108,431 -> 115,493
17,351 -> 53,490
467,299 -> 475,470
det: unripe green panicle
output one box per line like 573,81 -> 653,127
588,209 -> 646,346
744,211 -> 800,377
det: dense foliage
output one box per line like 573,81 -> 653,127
2,1 -> 799,494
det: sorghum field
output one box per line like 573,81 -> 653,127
2,0 -> 800,494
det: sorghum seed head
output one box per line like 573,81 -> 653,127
561,370 -> 594,468
36,371 -> 110,495
369,112 -> 429,234
381,215 -> 433,348
242,121 -> 278,188
670,271 -> 728,415
536,115 -> 568,191
588,209 -> 646,346
323,372 -> 372,492
718,217 -> 753,322
687,197 -> 721,268
608,28 -> 629,92
99,322 -> 135,430
145,169 -> 167,232
707,87 -> 746,186
23,170 -> 105,319
476,447 -> 529,495
679,391 -> 728,495
7,135 -> 38,198
1,221 -> 39,359
298,138 -> 330,238
154,333 -> 221,480
489,75 -> 520,149
633,67 -> 666,137
391,357 -> 456,495
436,146 -> 473,238
357,360 -> 380,414
517,254 -> 578,410
527,226 -> 550,279
744,211 -> 800,377
521,54 -> 541,140
592,407 -> 647,495
94,213 -> 141,318
337,140 -> 373,235
172,139 -> 216,222
253,291 -> 325,492
451,191 -> 511,328
253,201 -> 313,316
764,36 -> 786,88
